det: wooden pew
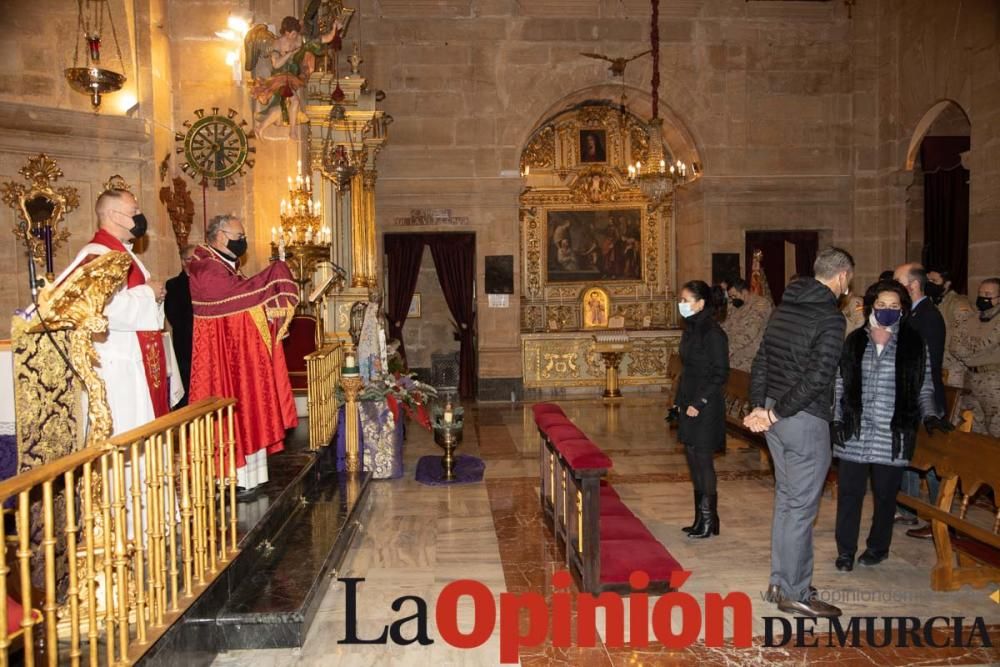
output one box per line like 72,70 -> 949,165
896,428 -> 1000,591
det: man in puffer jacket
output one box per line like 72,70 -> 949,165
745,246 -> 855,618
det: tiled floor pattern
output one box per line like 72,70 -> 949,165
213,397 -> 999,666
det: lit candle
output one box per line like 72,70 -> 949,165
281,199 -> 287,215
659,159 -> 666,173
636,161 -> 642,174
287,176 -> 292,190
297,174 -> 303,188
524,165 -> 530,176
305,175 -> 311,191
315,200 -> 322,214
271,226 -> 276,242
297,159 -> 302,175
443,403 -> 454,424
307,200 -> 313,214
670,165 -> 675,175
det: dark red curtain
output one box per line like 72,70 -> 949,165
744,231 -> 819,304
383,234 -> 425,365
921,136 -> 970,294
428,234 -> 477,398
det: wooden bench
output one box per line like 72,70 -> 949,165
533,403 -> 682,594
896,428 -> 1000,591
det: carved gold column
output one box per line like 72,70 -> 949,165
350,168 -> 367,288
341,374 -> 363,472
362,167 -> 378,287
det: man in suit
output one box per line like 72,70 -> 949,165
893,262 -> 951,536
164,245 -> 195,408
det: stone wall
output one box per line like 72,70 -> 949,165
367,0 -> 856,387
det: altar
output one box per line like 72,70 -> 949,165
522,329 -> 680,392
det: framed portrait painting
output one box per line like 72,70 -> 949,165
579,129 -> 607,163
546,208 -> 643,283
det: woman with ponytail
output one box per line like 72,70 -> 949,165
674,280 -> 730,538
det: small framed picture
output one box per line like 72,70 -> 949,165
408,293 -> 421,318
579,129 -> 607,163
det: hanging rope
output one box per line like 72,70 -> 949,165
650,0 -> 660,120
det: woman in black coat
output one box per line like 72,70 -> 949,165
674,280 -> 730,538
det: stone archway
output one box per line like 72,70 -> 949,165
902,100 -> 971,286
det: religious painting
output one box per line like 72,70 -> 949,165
579,129 -> 607,163
582,287 -> 610,329
408,293 -> 421,318
546,208 -> 643,283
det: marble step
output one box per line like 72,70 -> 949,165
211,470 -> 372,649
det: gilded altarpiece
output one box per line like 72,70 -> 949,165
519,102 -> 680,391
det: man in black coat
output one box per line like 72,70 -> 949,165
895,264 -> 946,411
746,246 -> 855,619
893,262 -> 951,537
164,245 -> 195,408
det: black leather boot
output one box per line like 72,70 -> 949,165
687,493 -> 719,539
681,490 -> 703,534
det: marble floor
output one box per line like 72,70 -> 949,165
212,396 -> 1000,666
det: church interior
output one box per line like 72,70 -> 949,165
0,0 -> 998,664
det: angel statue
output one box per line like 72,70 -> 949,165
244,14 -> 344,140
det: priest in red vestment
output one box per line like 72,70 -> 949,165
54,189 -> 171,434
187,214 -> 299,492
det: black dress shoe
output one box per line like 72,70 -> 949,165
835,554 -> 854,572
777,597 -> 842,618
858,549 -> 889,566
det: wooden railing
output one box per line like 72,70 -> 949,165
304,342 -> 342,450
0,398 -> 238,666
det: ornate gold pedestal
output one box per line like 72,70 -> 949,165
433,425 -> 463,482
340,375 -> 363,472
598,351 -> 625,399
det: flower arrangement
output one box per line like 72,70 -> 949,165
337,370 -> 437,430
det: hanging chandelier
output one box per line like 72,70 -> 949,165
320,105 -> 360,191
625,0 -> 697,209
65,0 -> 127,110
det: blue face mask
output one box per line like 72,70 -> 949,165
678,302 -> 695,319
873,308 -> 901,327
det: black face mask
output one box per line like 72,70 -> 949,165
731,298 -> 745,309
924,282 -> 944,302
976,296 -> 996,313
226,237 -> 248,258
124,212 -> 147,238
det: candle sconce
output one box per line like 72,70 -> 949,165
1,154 -> 80,282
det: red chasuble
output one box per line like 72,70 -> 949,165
88,229 -> 170,417
187,246 -> 300,469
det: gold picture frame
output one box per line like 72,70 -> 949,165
582,287 -> 610,329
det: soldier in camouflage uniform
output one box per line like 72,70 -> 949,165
927,269 -> 973,387
723,279 -> 772,372
950,278 -> 1000,436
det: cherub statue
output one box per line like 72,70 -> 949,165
244,15 -> 343,140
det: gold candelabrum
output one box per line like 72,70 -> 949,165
270,160 -> 333,303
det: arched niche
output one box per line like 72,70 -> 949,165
904,99 -> 971,171
517,95 -> 696,333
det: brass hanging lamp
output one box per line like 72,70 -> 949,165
64,0 -> 127,110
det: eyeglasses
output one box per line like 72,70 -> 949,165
221,229 -> 247,240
